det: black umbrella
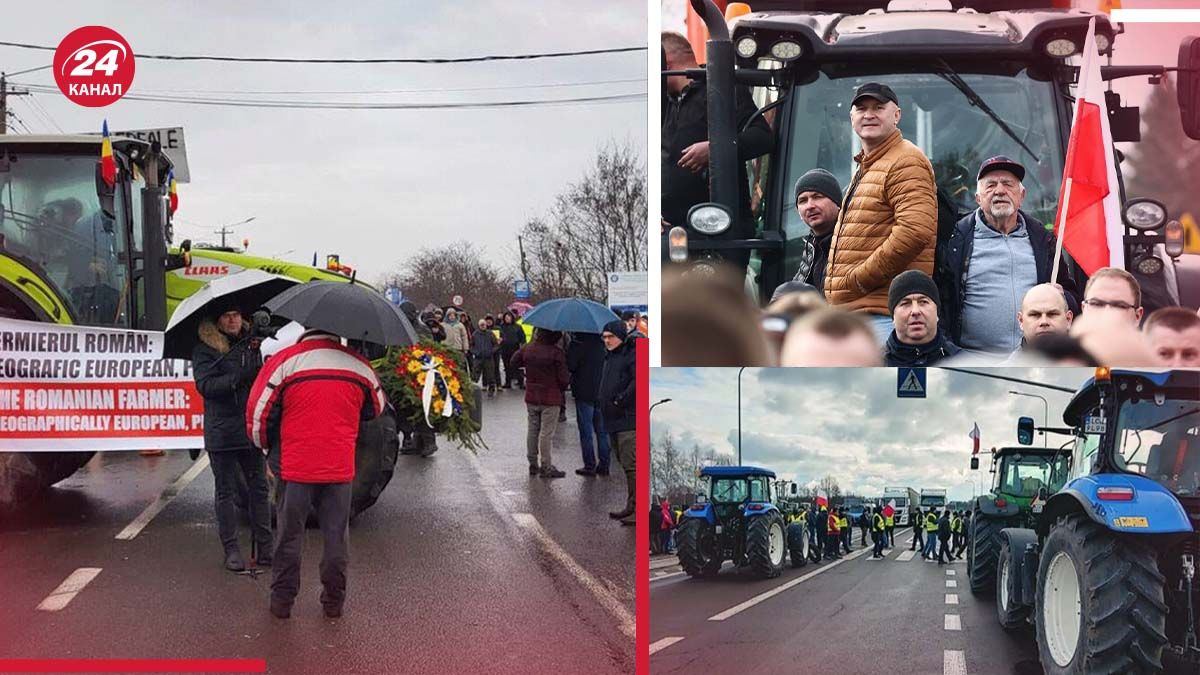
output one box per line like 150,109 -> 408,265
264,280 -> 417,346
163,270 -> 298,360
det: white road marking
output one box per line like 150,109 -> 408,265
946,569 -> 956,576
944,614 -> 962,631
36,568 -> 102,611
896,550 -> 916,562
651,570 -> 687,582
943,650 -> 967,675
946,579 -> 958,588
115,454 -> 210,540
512,513 -> 635,639
945,594 -> 958,605
708,545 -> 875,622
649,637 -> 685,655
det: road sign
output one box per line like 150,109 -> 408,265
897,368 -> 926,398
514,279 -> 531,299
451,294 -> 464,307
384,287 -> 403,306
112,127 -> 190,183
607,271 -> 647,313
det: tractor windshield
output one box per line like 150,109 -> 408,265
1114,399 -> 1200,496
998,453 -> 1070,498
710,476 -> 770,503
0,151 -> 132,326
777,64 -> 1062,277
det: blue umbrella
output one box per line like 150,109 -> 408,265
521,298 -> 620,334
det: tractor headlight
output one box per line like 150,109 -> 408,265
1123,198 -> 1167,231
1045,38 -> 1079,58
769,40 -> 803,61
668,226 -> 689,264
735,36 -> 759,59
1134,255 -> 1164,276
688,203 -> 733,235
1095,33 -> 1111,54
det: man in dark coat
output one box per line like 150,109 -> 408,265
498,311 -> 526,389
937,509 -> 953,565
192,303 -> 271,572
599,320 -> 637,525
884,270 -> 962,367
661,31 -> 772,269
510,329 -> 571,478
566,332 -> 611,477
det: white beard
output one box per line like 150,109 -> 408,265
988,202 -> 1015,220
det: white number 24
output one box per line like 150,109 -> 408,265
69,49 -> 121,77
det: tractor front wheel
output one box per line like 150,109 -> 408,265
1035,514 -> 1168,675
968,512 -> 1001,596
746,512 -> 786,579
786,522 -> 809,569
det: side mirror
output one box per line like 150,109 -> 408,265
970,457 -> 980,471
1018,416 -> 1035,445
790,483 -> 798,495
1179,36 -> 1200,140
94,163 -> 115,219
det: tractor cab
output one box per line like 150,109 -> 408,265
0,135 -> 177,329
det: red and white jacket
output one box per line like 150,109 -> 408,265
245,333 -> 385,483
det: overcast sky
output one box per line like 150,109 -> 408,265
3,1 -> 647,283
651,367 -> 1100,502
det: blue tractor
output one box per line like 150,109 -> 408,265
677,466 -> 806,579
995,369 -> 1199,673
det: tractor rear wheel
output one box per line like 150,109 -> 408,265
968,512 -> 1001,596
746,512 -> 786,579
995,536 -> 1029,631
1035,514 -> 1167,675
677,518 -> 721,578
786,522 -> 809,568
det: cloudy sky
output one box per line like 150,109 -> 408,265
651,367 -> 1100,502
3,1 -> 647,283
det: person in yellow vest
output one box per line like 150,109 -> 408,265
825,508 -> 842,560
871,507 -> 887,559
884,509 -> 895,548
951,511 -> 965,560
839,508 -> 852,553
922,510 -> 939,561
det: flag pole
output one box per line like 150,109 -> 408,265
1051,176 -> 1074,285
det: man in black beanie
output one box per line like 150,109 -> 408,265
884,269 -> 961,366
780,169 -> 843,297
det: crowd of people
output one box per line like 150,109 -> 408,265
662,31 -> 1198,368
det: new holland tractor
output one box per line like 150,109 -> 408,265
966,443 -> 1070,595
677,466 -> 808,579
0,133 -> 398,518
669,1 -> 1200,311
993,369 -> 1200,673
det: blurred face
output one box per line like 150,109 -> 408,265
1146,324 -> 1200,366
625,317 -> 637,332
217,310 -> 243,335
445,309 -> 457,323
850,99 -> 900,147
602,330 -> 622,351
893,293 -> 938,345
1018,286 -> 1072,341
478,320 -> 487,330
1083,276 -> 1143,325
780,328 -> 881,367
796,191 -> 840,235
434,310 -> 443,321
662,45 -> 695,96
975,171 -> 1025,222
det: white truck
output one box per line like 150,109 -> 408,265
882,487 -> 919,527
920,489 -> 948,512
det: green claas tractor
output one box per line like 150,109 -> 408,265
966,443 -> 1070,596
0,134 -> 397,518
677,466 -> 808,579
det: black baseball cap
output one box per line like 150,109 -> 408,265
851,82 -> 898,106
977,155 -> 1026,182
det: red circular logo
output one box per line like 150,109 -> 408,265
53,26 -> 135,107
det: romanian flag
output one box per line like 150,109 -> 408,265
167,170 -> 179,214
99,120 -> 116,187
883,500 -> 896,519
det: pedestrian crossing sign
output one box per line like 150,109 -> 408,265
897,368 -> 927,398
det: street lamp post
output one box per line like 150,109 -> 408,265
1008,390 -> 1049,447
215,216 -> 256,248
737,366 -> 747,466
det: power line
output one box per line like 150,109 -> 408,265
84,77 -> 647,97
13,82 -> 646,110
26,94 -> 64,133
0,40 -> 645,64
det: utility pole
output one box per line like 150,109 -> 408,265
214,216 -> 255,248
517,235 -> 529,280
1,74 -> 31,135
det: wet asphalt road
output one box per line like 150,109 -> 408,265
0,389 -> 633,674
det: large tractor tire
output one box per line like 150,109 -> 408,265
786,522 -> 809,568
746,512 -> 786,579
995,536 -> 1030,631
677,518 -> 722,578
0,451 -> 95,512
968,512 -> 1002,596
1035,514 -> 1168,675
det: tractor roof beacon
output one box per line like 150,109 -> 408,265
992,369 -> 1200,673
673,0 -> 1200,310
677,465 -> 808,578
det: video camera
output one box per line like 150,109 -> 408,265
249,309 -> 279,340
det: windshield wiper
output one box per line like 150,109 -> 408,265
934,60 -> 1040,164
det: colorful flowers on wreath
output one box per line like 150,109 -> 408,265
394,344 -> 465,418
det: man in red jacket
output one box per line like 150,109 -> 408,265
246,328 -> 385,619
510,328 -> 571,479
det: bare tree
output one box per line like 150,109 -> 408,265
379,241 -> 511,319
817,475 -> 842,501
518,141 -> 647,301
